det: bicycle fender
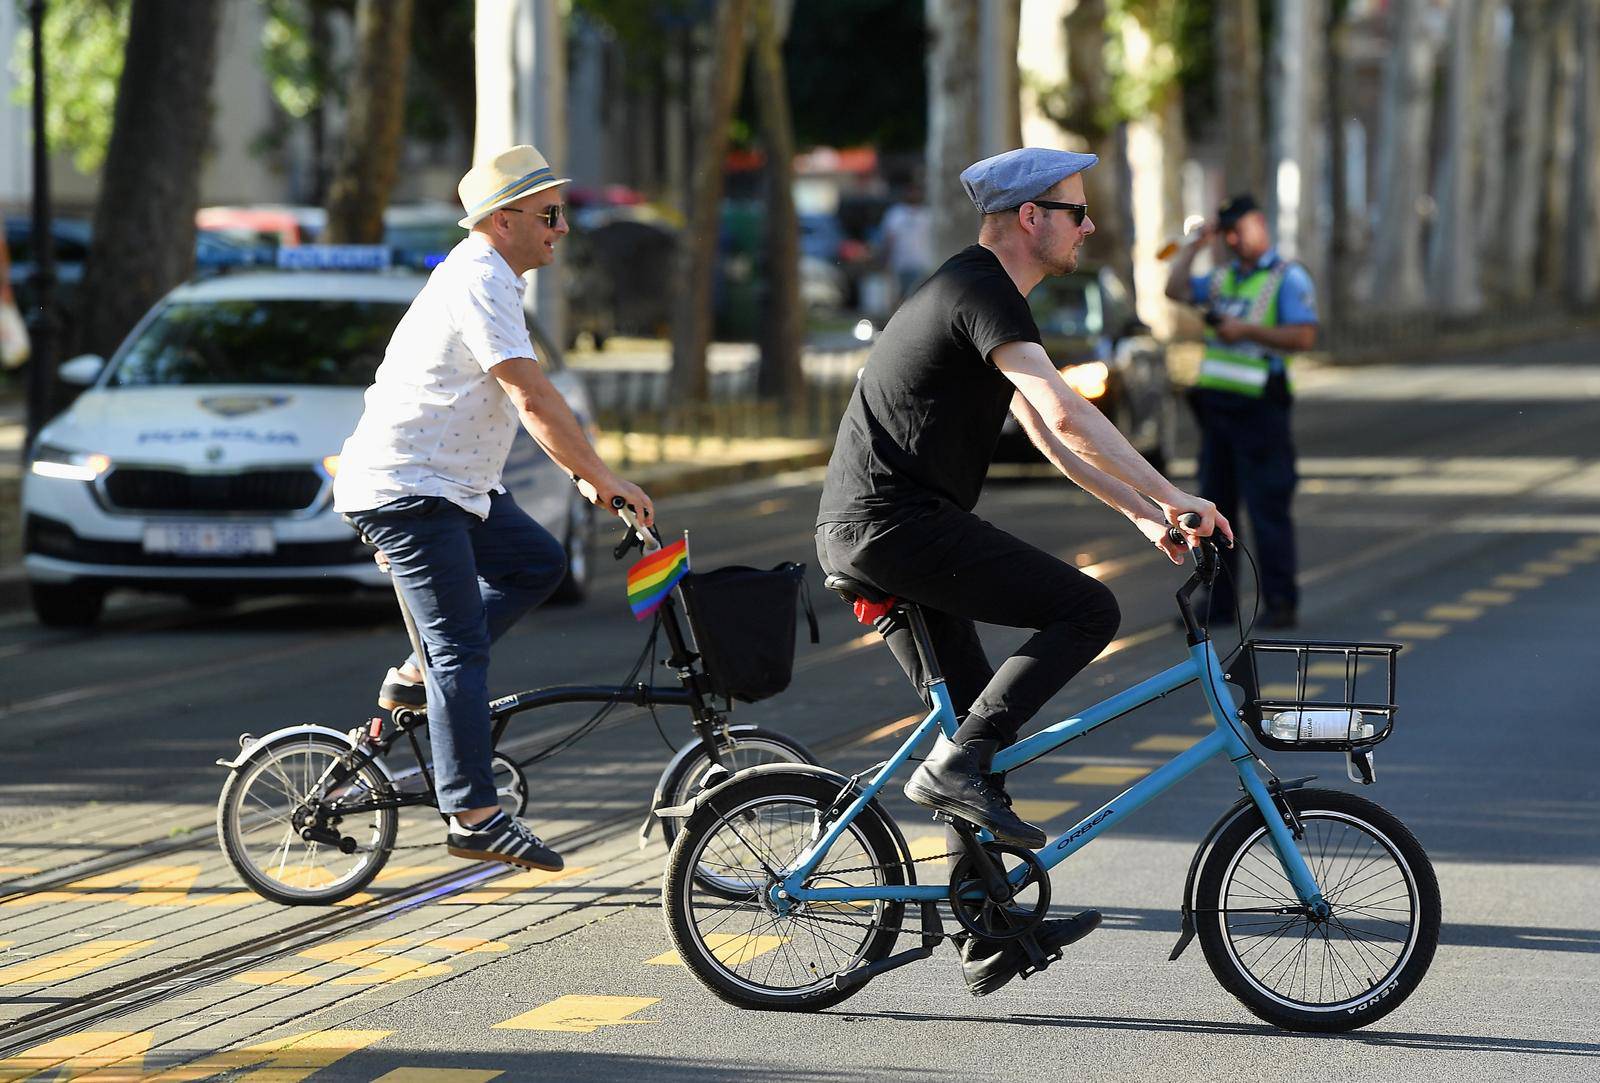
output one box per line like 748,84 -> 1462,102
1169,774 -> 1317,961
656,762 -> 920,884
214,723 -> 396,783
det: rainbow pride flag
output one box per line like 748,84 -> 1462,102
625,535 -> 690,620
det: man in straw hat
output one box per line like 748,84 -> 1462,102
816,147 -> 1231,994
334,145 -> 654,873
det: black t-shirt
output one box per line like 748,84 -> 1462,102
817,244 -> 1041,523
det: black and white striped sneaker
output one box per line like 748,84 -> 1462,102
378,667 -> 426,712
445,811 -> 563,871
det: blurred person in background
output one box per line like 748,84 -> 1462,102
879,180 -> 933,309
1164,194 -> 1317,629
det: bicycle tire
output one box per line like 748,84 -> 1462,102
218,732 -> 398,906
1195,787 -> 1440,1031
656,725 -> 815,896
662,769 -> 905,1011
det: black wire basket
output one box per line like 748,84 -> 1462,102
1226,639 -> 1401,753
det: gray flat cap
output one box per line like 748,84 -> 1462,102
960,148 -> 1099,214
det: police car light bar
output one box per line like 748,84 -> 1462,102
276,245 -> 392,271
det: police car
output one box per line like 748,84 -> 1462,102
21,246 -> 598,626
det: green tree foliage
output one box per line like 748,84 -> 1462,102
8,0 -> 129,173
781,0 -> 925,151
261,0 -> 344,121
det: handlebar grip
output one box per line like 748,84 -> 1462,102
1178,512 -> 1203,531
610,495 -> 627,510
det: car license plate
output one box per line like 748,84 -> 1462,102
143,523 -> 276,556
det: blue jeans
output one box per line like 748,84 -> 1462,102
345,491 -> 567,814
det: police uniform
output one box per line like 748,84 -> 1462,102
1189,244 -> 1318,624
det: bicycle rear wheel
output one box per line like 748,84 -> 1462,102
218,733 -> 397,905
661,769 -> 905,1011
1195,787 -> 1439,1031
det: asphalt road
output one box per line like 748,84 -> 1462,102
0,336 -> 1597,1082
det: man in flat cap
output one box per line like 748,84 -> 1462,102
1165,194 -> 1318,628
335,145 -> 655,874
816,147 -> 1230,994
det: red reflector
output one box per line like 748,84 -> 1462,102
852,596 -> 897,625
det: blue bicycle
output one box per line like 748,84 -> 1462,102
659,520 -> 1440,1031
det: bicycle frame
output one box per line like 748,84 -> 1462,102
775,621 -> 1328,915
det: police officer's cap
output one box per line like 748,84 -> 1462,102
1217,193 -> 1262,230
959,148 -> 1099,214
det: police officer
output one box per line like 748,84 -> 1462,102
1164,194 -> 1317,628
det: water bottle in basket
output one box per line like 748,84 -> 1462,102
1264,708 -> 1377,744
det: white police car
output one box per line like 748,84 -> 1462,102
22,246 -> 598,626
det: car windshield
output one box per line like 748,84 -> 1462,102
1031,277 -> 1101,337
108,298 -> 406,387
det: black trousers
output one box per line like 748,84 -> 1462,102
816,505 -> 1121,747
1192,388 -> 1298,614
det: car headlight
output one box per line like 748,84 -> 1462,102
30,443 -> 112,482
319,454 -> 340,481
1061,361 -> 1109,400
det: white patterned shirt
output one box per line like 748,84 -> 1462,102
333,233 -> 535,519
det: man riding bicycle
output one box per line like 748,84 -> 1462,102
816,147 -> 1230,994
334,145 -> 655,874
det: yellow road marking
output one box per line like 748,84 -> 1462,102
1385,622 -> 1450,639
1576,535 -> 1600,552
236,937 -> 507,987
0,867 -> 38,875
1258,682 -> 1327,700
494,995 -> 659,1033
334,864 -> 453,906
1133,735 -> 1201,753
142,1028 -> 391,1082
0,1031 -> 154,1082
445,866 -> 587,905
907,836 -> 950,862
373,1072 -> 503,1083
1011,799 -> 1080,823
1460,590 -> 1514,605
1493,574 -> 1542,588
0,940 -> 152,987
1054,765 -> 1148,786
1551,546 -> 1596,562
647,932 -> 788,967
1426,604 -> 1483,621
1,865 -> 251,909
856,712 -> 926,745
1524,561 -> 1569,575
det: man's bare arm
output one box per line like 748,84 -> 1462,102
993,340 -> 1231,542
492,356 -> 654,524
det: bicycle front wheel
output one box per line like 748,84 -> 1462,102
662,769 -> 905,1011
1195,787 -> 1440,1031
218,732 -> 398,905
656,725 -> 815,897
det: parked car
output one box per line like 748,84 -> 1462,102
994,265 -> 1176,473
21,251 -> 598,626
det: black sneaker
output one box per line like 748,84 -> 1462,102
378,667 -> 426,712
445,811 -> 564,871
904,736 -> 1046,848
960,910 -> 1103,996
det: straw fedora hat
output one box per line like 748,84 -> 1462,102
457,144 -> 570,229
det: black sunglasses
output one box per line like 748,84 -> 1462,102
500,203 -> 566,228
1027,200 -> 1089,226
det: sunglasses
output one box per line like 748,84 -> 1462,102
500,203 -> 566,228
1027,200 -> 1089,227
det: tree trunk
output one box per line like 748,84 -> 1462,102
324,0 -> 415,244
1268,0 -> 1326,288
1474,2 -> 1511,302
1538,1 -> 1577,296
926,0 -> 982,262
1326,4 -> 1348,328
669,0 -> 750,403
1566,0 -> 1600,304
751,0 -> 803,401
75,0 -> 221,359
1368,0 -> 1443,311
1064,0 -> 1132,293
1427,0 -> 1486,312
1215,0 -> 1264,197
1504,0 -> 1555,301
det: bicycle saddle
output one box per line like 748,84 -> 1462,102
823,573 -> 891,605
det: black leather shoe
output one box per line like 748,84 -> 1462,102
960,910 -> 1103,996
904,736 -> 1046,848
